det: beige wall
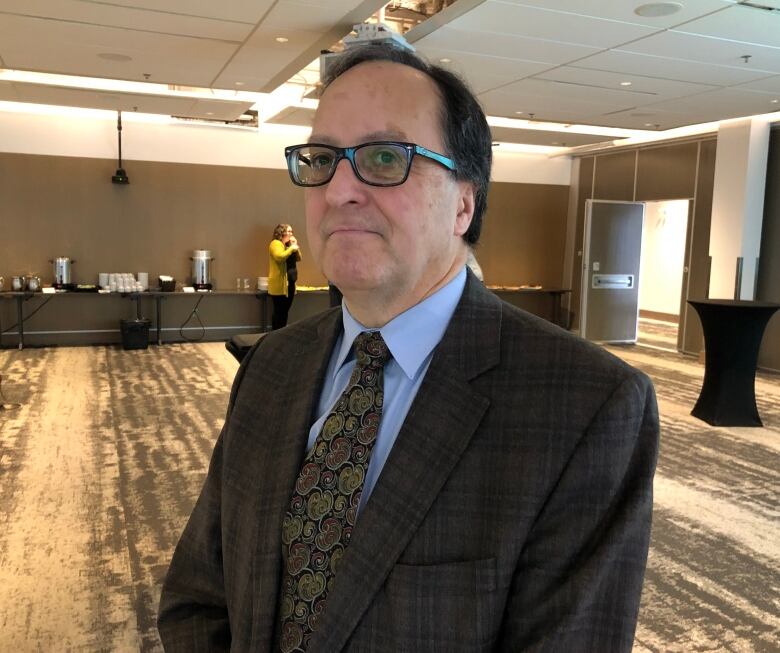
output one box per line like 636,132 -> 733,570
0,153 -> 569,345
0,154 -> 314,289
478,181 -> 569,287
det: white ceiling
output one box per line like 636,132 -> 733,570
408,0 -> 780,131
0,0 -> 779,141
0,0 -> 387,120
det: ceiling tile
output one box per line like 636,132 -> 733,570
216,27 -> 327,91
113,0 -> 274,23
477,80 -> 639,122
735,74 -> 780,94
414,26 -> 601,66
623,29 -> 780,72
219,0 -> 387,92
494,0 -> 733,28
278,0 -> 372,9
574,49 -> 775,86
413,45 -> 552,93
537,66 -> 717,101
490,77 -> 660,106
673,4 -> 780,48
450,1 -> 659,48
592,108 -> 702,130
643,86 -> 780,119
263,3 -> 340,32
0,0 -> 253,41
0,15 -> 238,87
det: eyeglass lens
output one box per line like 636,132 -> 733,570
291,144 -> 411,186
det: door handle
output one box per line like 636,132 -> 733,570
592,274 -> 634,289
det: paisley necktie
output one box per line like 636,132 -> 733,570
279,331 -> 391,653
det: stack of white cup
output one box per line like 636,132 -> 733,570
101,272 -> 145,293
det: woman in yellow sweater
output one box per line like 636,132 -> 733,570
268,223 -> 301,329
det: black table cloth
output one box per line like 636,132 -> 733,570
688,299 -> 779,427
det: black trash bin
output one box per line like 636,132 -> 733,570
120,318 -> 151,350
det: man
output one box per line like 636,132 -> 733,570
158,43 -> 659,652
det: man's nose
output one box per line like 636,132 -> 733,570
325,158 -> 367,206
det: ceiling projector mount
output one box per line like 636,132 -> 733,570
112,110 -> 129,184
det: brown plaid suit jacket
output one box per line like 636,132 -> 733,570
158,272 -> 659,652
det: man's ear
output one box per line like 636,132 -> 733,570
453,181 -> 476,238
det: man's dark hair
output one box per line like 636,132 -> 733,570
321,43 -> 492,245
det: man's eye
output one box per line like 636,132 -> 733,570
311,153 -> 333,169
369,148 -> 403,167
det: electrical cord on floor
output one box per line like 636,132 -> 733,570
1,295 -> 53,334
179,294 -> 206,342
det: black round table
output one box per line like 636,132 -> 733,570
688,299 -> 780,426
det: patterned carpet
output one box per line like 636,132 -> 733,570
604,340 -> 779,652
0,324 -> 778,651
637,317 -> 679,352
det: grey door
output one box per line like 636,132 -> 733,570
581,200 -> 644,343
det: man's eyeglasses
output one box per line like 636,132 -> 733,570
284,141 -> 456,188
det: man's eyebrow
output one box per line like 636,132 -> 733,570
307,134 -> 335,145
307,130 -> 409,145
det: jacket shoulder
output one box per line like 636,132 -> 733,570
499,300 -> 645,381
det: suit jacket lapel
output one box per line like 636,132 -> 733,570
248,311 -> 343,649
309,276 -> 503,653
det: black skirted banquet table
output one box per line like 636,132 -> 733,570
687,299 -> 780,427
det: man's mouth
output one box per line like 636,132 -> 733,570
327,226 -> 379,237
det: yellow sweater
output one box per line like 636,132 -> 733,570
268,239 -> 301,295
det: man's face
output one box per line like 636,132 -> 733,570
305,61 -> 474,311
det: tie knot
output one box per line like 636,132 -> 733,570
354,331 -> 391,368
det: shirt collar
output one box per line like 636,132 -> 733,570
336,267 -> 467,381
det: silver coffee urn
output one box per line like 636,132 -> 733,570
50,257 -> 76,289
191,250 -> 214,290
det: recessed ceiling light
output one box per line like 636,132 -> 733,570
644,123 -> 654,127
439,58 -> 451,63
235,81 -> 245,86
206,112 -> 214,115
275,37 -> 289,43
772,99 -> 779,104
97,52 -> 133,62
515,111 -> 523,114
634,2 -> 683,18
620,81 -> 632,86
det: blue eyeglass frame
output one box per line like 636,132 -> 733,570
284,141 -> 457,187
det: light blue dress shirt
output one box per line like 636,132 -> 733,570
306,267 -> 467,512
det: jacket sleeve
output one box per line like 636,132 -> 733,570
269,239 -> 298,262
497,370 -> 659,652
157,342 -> 261,652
